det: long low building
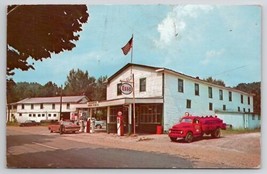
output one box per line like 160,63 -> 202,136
88,63 -> 260,133
7,95 -> 89,123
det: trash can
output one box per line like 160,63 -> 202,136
156,125 -> 162,134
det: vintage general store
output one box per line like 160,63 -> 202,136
7,63 -> 261,133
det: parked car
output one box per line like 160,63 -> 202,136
95,120 -> 106,129
19,120 -> 40,127
48,120 -> 80,134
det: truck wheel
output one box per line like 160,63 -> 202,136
185,132 -> 193,143
170,137 -> 177,142
212,128 -> 221,138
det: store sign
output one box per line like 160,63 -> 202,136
120,83 -> 133,95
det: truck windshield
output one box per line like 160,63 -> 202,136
180,118 -> 193,123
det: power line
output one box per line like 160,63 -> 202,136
211,65 -> 249,77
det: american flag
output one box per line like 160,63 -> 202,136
121,36 -> 133,55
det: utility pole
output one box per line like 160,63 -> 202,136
59,85 -> 63,120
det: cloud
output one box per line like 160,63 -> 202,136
155,5 -> 214,48
202,49 -> 225,65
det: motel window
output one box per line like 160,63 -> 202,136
208,87 -> 213,98
117,83 -> 122,96
243,108 -> 246,112
38,114 -> 41,117
219,90 -> 223,100
140,78 -> 146,92
252,114 -> 255,120
52,103 -> 55,109
209,103 -> 213,111
178,79 -> 184,93
31,104 -> 34,110
248,96 -> 250,105
29,114 -> 32,117
19,113 -> 22,117
229,91 -> 232,102
238,107 -> 240,112
66,103 -> 70,109
42,114 -> 45,117
186,100 -> 191,109
241,95 -> 243,104
40,104 -> 44,109
48,114 -> 51,117
53,114 -> 57,117
33,114 -> 36,117
223,105 -> 226,111
195,83 -> 199,96
21,104 -> 24,110
248,109 -> 251,113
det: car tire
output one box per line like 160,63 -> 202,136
170,137 -> 177,142
212,128 -> 221,138
185,132 -> 193,143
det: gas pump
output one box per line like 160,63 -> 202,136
90,117 -> 95,133
86,118 -> 90,133
117,111 -> 124,136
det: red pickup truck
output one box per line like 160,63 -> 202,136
168,115 -> 226,143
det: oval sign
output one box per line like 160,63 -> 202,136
120,83 -> 133,95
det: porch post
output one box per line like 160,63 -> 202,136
128,104 -> 132,134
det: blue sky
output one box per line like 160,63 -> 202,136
12,5 -> 261,87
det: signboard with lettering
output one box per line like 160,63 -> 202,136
120,83 -> 133,95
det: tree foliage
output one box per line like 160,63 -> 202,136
234,82 -> 261,114
7,5 -> 89,76
203,77 -> 226,87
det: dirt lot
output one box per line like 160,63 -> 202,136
7,126 -> 261,168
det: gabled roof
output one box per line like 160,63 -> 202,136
107,63 -> 254,96
15,95 -> 88,104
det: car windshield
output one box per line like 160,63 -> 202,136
180,118 -> 193,123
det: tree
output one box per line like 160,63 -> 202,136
7,5 -> 89,76
203,77 -> 226,87
234,82 -> 261,114
92,76 -> 108,101
40,81 -> 60,97
64,69 -> 96,98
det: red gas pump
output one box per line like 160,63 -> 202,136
86,118 -> 90,133
117,111 -> 124,136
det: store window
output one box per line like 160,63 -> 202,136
178,79 -> 184,93
139,104 -> 162,124
195,83 -> 199,96
117,83 -> 122,96
140,78 -> 146,92
186,99 -> 191,109
219,90 -> 223,100
209,103 -> 213,111
229,91 -> 232,101
208,87 -> 213,98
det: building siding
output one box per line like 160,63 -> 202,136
163,72 -> 255,130
107,65 -> 163,100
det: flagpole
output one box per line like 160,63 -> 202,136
130,34 -> 136,135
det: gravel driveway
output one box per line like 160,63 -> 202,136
7,126 -> 261,168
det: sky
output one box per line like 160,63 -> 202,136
11,4 -> 261,87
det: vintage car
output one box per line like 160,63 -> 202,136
19,120 -> 40,127
48,121 -> 80,134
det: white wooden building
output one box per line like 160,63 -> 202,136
7,95 -> 89,123
88,63 -> 260,133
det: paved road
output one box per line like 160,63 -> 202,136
6,126 -> 193,168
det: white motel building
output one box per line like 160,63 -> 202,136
7,63 -> 261,133
88,63 -> 260,133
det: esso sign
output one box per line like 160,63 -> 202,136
120,83 -> 133,95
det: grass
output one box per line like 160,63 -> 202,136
222,128 -> 261,135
